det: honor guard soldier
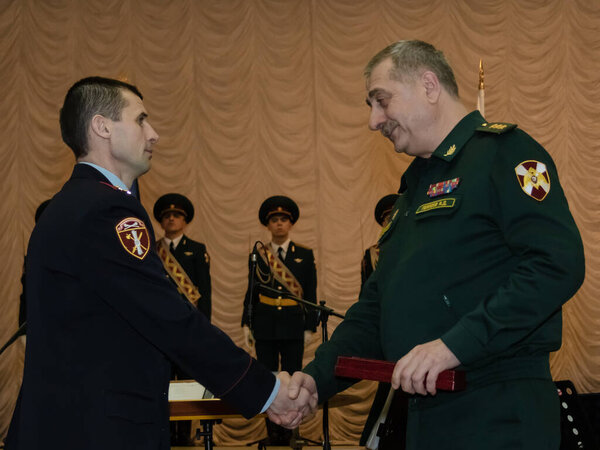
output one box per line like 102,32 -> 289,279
241,195 -> 317,445
153,193 -> 212,446
300,40 -> 585,450
361,194 -> 399,285
153,193 -> 211,320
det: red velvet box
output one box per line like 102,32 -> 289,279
335,356 -> 466,391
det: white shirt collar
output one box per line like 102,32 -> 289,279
271,239 -> 291,255
164,234 -> 184,249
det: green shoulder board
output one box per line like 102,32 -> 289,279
476,122 -> 518,134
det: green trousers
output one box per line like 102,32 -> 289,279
405,379 -> 559,450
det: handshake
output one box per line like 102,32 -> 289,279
266,371 -> 318,429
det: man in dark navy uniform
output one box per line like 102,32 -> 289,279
294,40 -> 585,450
5,77 -> 316,450
153,193 -> 212,445
241,195 -> 317,444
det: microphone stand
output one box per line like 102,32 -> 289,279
256,284 -> 344,450
247,251 -> 258,331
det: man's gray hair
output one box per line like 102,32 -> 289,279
364,40 -> 459,98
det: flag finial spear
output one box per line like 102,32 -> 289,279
478,59 -> 484,90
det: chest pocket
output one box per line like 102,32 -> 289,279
414,195 -> 462,221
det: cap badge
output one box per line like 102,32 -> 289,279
427,178 -> 460,198
515,160 -> 550,201
116,217 -> 150,260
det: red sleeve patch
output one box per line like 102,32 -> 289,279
515,160 -> 551,201
115,217 -> 150,260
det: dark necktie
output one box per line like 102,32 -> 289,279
277,247 -> 284,261
170,241 -> 175,253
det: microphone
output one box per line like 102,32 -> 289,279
247,241 -> 264,330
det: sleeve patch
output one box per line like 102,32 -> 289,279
515,160 -> 550,201
115,217 -> 150,260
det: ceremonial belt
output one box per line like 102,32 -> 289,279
157,239 -> 201,306
258,294 -> 298,307
369,245 -> 380,271
257,244 -> 304,299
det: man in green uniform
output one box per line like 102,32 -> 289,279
296,40 -> 585,449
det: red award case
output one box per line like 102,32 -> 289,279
334,356 -> 466,391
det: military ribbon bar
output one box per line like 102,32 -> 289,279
427,177 -> 460,198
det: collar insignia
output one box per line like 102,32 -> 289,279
515,160 -> 550,201
427,178 -> 460,198
116,217 -> 150,260
443,145 -> 456,157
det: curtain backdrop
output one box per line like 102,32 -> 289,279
1,0 -> 599,444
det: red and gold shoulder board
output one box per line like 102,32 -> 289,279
116,217 -> 150,260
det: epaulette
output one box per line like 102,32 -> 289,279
476,122 -> 517,134
292,242 -> 311,250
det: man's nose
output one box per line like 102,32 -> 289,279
368,107 -> 385,131
146,123 -> 159,143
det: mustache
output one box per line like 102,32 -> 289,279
381,120 -> 399,138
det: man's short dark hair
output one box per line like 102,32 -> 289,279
59,77 -> 143,158
364,40 -> 459,98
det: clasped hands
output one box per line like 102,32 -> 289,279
265,339 -> 460,427
266,371 -> 318,428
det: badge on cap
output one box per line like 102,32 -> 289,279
116,217 -> 150,260
515,160 -> 550,201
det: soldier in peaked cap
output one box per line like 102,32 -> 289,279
153,193 -> 211,320
361,194 -> 399,285
153,193 -> 212,446
242,195 -> 317,445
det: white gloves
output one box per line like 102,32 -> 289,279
243,325 -> 255,349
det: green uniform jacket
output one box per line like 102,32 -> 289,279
305,111 -> 585,406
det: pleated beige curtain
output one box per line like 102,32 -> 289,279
1,0 -> 599,444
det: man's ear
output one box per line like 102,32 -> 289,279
421,71 -> 441,104
90,114 -> 111,139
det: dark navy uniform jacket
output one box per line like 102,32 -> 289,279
6,164 -> 275,450
242,242 -> 318,340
